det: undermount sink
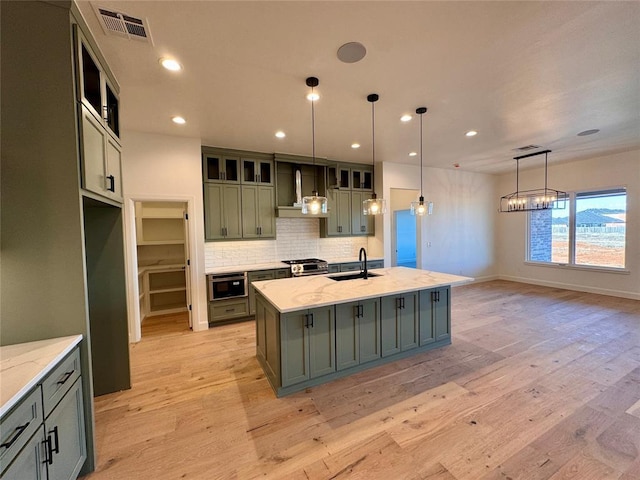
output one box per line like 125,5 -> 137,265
328,272 -> 381,281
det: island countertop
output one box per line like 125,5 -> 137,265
252,266 -> 473,313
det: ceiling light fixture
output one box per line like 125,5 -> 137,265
410,107 -> 433,216
401,114 -> 412,122
275,131 -> 286,138
172,116 -> 186,124
499,149 -> 568,212
160,58 -> 182,71
351,143 -> 360,149
362,93 -> 386,216
409,152 -> 417,157
301,77 -> 328,216
465,130 -> 478,137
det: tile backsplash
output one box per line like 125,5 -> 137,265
204,218 -> 368,269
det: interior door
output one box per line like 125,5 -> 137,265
394,209 -> 417,268
183,206 -> 192,329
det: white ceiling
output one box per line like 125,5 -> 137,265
76,1 -> 640,174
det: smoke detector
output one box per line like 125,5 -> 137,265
93,5 -> 153,44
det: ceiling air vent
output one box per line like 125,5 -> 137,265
513,144 -> 542,152
93,5 -> 153,44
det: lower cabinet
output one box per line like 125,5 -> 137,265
281,306 -> 335,387
0,425 -> 47,480
248,270 -> 276,315
208,298 -> 249,324
0,347 -> 86,480
255,287 -> 451,397
335,298 -> 380,370
380,293 -> 419,357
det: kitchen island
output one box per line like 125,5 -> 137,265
253,267 -> 473,396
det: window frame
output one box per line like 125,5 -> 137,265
525,186 -> 629,273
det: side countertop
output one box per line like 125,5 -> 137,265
0,335 -> 82,417
205,257 -> 384,275
252,266 -> 473,313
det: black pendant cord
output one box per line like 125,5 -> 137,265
544,151 -> 548,192
420,112 -> 423,198
371,99 -> 376,197
311,85 -> 317,195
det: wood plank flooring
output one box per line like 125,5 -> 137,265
80,280 -> 640,480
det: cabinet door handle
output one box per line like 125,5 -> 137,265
353,305 -> 360,318
310,313 -> 314,328
437,291 -> 441,302
396,297 -> 402,310
56,370 -> 74,386
49,426 -> 60,455
106,175 -> 115,192
44,436 -> 54,465
359,304 -> 364,318
0,422 -> 30,449
304,313 -> 309,328
400,297 -> 405,309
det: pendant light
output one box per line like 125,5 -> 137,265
301,76 -> 328,215
499,149 -> 568,212
410,107 -> 433,216
362,93 -> 387,216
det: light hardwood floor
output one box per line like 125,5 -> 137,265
81,280 -> 640,480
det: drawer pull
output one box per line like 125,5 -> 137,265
56,370 -> 74,386
0,421 -> 30,449
225,308 -> 235,313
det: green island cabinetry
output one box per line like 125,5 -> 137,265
254,272 -> 459,397
381,292 -> 419,357
335,298 -> 381,370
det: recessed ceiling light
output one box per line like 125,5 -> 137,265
275,131 -> 286,138
160,58 -> 182,72
409,152 -> 417,157
577,129 -> 600,136
465,130 -> 478,137
172,116 -> 186,124
351,143 -> 360,149
400,115 -> 412,122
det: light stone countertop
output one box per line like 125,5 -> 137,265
0,335 -> 82,417
252,266 -> 473,313
205,257 -> 383,276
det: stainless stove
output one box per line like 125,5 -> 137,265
282,258 -> 329,277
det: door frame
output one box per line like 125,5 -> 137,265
123,194 -> 199,343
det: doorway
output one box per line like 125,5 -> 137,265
390,188 -> 420,268
394,210 -> 417,268
134,201 -> 192,336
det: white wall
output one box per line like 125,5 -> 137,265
381,162 -> 498,280
122,131 -> 208,336
497,149 -> 640,299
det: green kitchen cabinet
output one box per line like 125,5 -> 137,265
204,183 -> 242,240
339,262 -> 361,272
419,286 -> 451,345
242,158 -> 274,185
0,425 -> 47,479
203,154 -> 240,183
281,306 -> 335,387
351,191 -> 375,235
323,189 -> 352,236
368,260 -> 384,269
241,186 -> 276,239
351,168 -> 373,191
248,269 -> 277,315
381,292 -> 419,357
335,298 -> 381,370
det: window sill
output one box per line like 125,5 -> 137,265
524,261 -> 630,274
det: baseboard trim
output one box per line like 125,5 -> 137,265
497,275 -> 640,301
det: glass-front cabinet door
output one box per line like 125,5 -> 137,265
242,158 -> 273,185
204,155 -> 240,183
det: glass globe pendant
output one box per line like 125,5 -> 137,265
410,107 -> 433,216
362,94 -> 387,216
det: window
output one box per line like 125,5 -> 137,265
528,187 -> 627,269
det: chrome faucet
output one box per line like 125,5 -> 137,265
359,247 -> 368,279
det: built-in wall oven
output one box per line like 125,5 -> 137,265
207,272 -> 247,301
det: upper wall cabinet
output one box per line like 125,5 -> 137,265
75,27 -> 122,203
76,29 -> 119,140
242,158 -> 274,185
204,154 -> 240,183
